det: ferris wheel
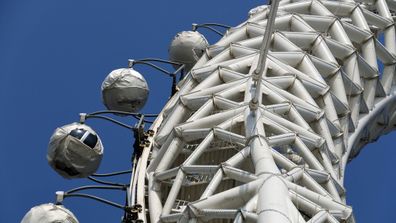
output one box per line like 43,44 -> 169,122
22,0 -> 396,222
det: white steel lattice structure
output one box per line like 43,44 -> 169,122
130,0 -> 396,222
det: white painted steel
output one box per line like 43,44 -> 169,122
130,0 -> 396,222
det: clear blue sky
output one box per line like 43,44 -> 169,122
1,1 -> 395,222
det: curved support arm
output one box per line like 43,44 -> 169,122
66,185 -> 126,194
192,23 -> 231,36
130,61 -> 173,76
88,176 -> 130,187
80,111 -> 157,127
92,170 -> 132,177
193,23 -> 231,29
85,114 -> 135,129
128,58 -> 186,96
128,58 -> 185,77
131,58 -> 183,67
88,110 -> 157,118
63,193 -> 126,210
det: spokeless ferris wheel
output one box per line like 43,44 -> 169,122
22,0 -> 396,222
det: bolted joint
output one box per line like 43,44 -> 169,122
55,191 -> 65,204
249,99 -> 259,110
252,72 -> 260,82
133,204 -> 143,212
123,204 -> 143,222
192,23 -> 198,31
79,113 -> 87,124
147,129 -> 155,137
127,59 -> 135,68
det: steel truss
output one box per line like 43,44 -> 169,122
131,0 -> 396,222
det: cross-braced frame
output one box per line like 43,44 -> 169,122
131,0 -> 396,222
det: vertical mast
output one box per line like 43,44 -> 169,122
250,0 -> 280,108
245,1 -> 292,222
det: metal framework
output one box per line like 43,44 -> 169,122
130,0 -> 396,222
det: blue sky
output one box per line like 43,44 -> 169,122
1,1 -> 395,222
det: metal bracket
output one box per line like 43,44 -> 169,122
55,191 -> 65,204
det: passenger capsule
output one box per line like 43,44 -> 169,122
102,68 -> 149,113
47,123 -> 103,179
169,31 -> 208,71
21,203 -> 78,223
